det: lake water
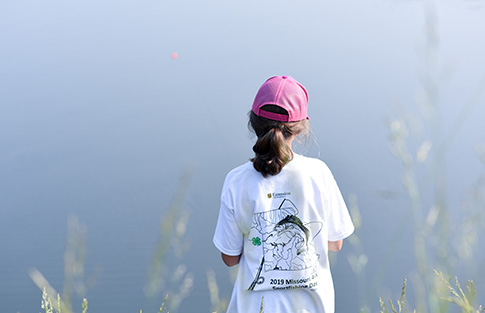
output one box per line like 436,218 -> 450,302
1,0 -> 485,312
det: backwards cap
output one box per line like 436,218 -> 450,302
252,76 -> 309,122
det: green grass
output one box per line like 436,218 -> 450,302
378,273 -> 484,313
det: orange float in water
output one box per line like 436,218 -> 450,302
171,52 -> 178,60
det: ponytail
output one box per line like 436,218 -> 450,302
248,106 -> 310,177
252,126 -> 293,177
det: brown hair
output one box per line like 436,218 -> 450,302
248,105 -> 310,177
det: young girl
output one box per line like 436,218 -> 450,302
213,76 -> 354,313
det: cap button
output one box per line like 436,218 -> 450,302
282,76 -> 287,79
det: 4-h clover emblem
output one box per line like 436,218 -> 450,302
251,237 -> 262,246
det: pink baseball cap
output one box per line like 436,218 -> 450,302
252,75 -> 309,122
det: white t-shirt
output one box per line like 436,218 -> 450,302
213,154 -> 355,313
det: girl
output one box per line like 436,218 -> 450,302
213,76 -> 354,313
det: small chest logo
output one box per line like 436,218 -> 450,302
268,192 -> 291,199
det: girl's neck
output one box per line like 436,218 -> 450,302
286,135 -> 296,151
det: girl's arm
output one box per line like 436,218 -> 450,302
328,240 -> 343,252
221,253 -> 241,267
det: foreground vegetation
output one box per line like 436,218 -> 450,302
378,274 -> 484,313
36,270 -> 484,313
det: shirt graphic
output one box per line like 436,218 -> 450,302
248,198 -> 323,291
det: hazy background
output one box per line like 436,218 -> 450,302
1,0 -> 484,312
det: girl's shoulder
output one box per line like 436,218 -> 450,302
223,161 -> 258,184
291,154 -> 332,175
226,161 -> 254,176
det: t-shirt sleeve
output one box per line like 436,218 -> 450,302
325,174 -> 355,242
213,196 -> 244,256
